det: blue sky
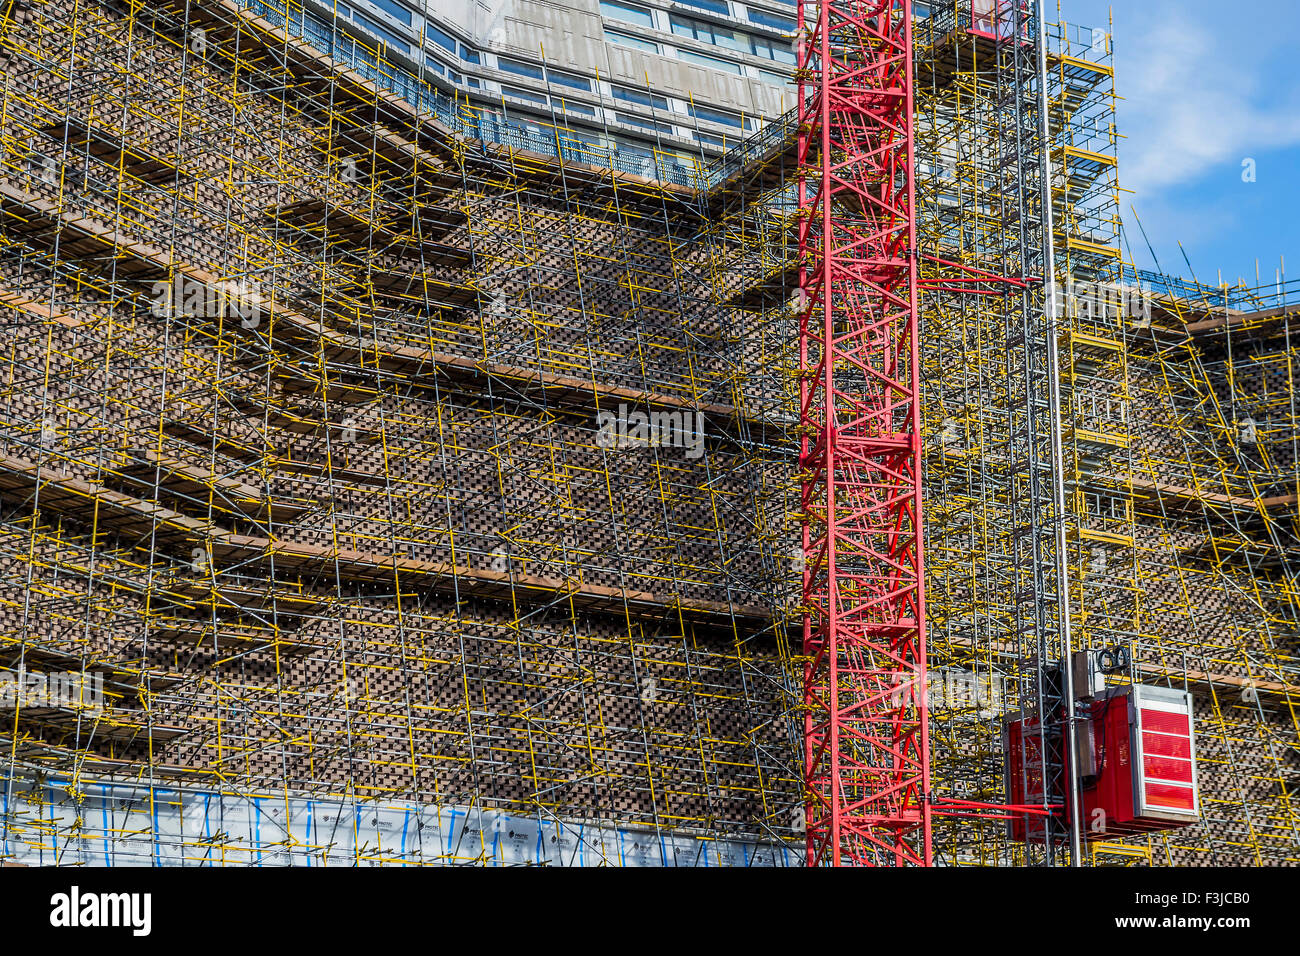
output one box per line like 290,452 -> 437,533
1062,0 -> 1300,287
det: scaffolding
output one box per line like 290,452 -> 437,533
0,0 -> 1296,867
913,0 -> 1081,864
0,0 -> 803,864
718,0 -> 1300,867
1109,265 -> 1300,864
911,1 -> 1299,865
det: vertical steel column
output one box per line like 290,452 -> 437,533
796,0 -> 931,866
1033,0 -> 1083,865
996,0 -> 1074,864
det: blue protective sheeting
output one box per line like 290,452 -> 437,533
0,772 -> 795,866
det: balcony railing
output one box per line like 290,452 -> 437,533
1122,266 -> 1300,313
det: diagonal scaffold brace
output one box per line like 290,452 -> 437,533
795,0 -> 931,866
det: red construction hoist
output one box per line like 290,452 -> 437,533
795,0 -> 930,866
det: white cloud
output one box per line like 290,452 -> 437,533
1117,6 -> 1300,200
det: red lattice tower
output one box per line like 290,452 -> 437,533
795,0 -> 931,866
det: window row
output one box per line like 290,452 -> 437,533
494,81 -> 756,134
497,56 -> 592,94
601,0 -> 796,30
600,2 -> 795,75
342,6 -> 794,95
477,111 -> 754,161
670,13 -> 794,63
346,10 -> 412,56
426,22 -> 479,63
342,7 -> 791,130
606,27 -> 795,83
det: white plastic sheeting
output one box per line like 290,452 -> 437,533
0,774 -> 797,866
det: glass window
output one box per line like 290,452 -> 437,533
746,7 -> 795,31
501,85 -> 549,106
758,68 -> 793,87
460,45 -> 480,64
718,27 -> 749,53
676,48 -> 743,73
750,34 -> 795,63
671,15 -> 746,52
616,138 -> 654,159
612,85 -> 670,112
677,0 -> 729,14
547,69 -> 591,92
560,101 -> 597,118
604,28 -> 660,53
354,15 -> 410,54
364,0 -> 411,25
690,102 -> 744,128
426,57 -> 462,85
426,23 -> 455,52
599,0 -> 654,29
672,12 -> 793,61
616,112 -> 674,133
498,56 -> 545,80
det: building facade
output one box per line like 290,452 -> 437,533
0,0 -> 1296,866
320,0 -> 798,161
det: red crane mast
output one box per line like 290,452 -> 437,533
795,0 -> 931,866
